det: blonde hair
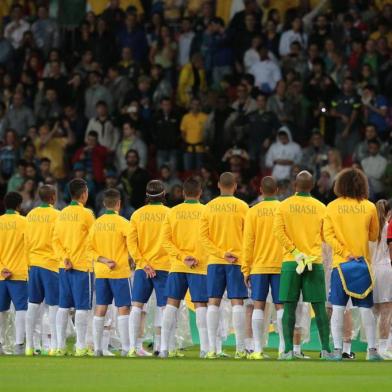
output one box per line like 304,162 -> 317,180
376,199 -> 391,242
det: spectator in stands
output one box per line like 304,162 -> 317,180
321,148 -> 343,181
84,71 -> 113,119
34,87 -> 62,123
0,129 -> 19,180
159,164 -> 182,194
4,4 -> 30,50
177,17 -> 195,68
106,65 -> 132,115
353,123 -> 388,163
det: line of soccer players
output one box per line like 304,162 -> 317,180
0,168 -> 391,360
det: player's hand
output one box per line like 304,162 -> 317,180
64,258 -> 73,270
244,275 -> 251,288
224,252 -> 238,263
105,259 -> 116,269
144,265 -> 156,278
184,256 -> 196,268
1,268 -> 12,279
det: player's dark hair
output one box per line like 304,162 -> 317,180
334,168 -> 369,201
376,199 -> 390,242
68,178 -> 88,200
219,172 -> 236,188
38,184 -> 56,203
103,188 -> 121,209
183,177 -> 202,198
261,176 -> 277,196
146,180 -> 166,204
4,192 -> 23,211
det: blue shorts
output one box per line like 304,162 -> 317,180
166,272 -> 208,303
0,280 -> 28,311
28,266 -> 59,306
207,264 -> 248,299
132,269 -> 168,307
59,269 -> 93,310
95,278 -> 132,307
250,273 -> 282,304
329,268 -> 373,308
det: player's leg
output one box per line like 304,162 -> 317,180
94,278 -> 112,356
136,306 -> 151,356
244,301 -> 254,354
72,270 -> 93,356
188,273 -> 209,357
129,269 -> 153,356
227,264 -> 248,358
376,302 -> 392,358
160,272 -> 186,357
342,307 -> 355,359
0,281 -> 12,355
270,274 -> 284,355
206,264 -> 226,357
25,267 -> 45,355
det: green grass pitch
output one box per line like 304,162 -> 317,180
1,348 -> 390,392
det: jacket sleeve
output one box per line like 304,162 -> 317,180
241,212 -> 254,276
199,210 -> 226,260
52,219 -> 68,265
161,215 -> 187,263
273,205 -> 295,253
126,216 -> 146,268
323,211 -> 351,259
368,204 -> 380,242
87,225 -> 100,261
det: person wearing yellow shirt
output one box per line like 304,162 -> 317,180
200,172 -> 249,359
273,171 -> 331,360
160,177 -> 208,358
242,176 -> 284,360
127,180 -> 170,358
88,188 -> 132,357
53,179 -> 95,357
180,97 -> 208,171
0,192 -> 27,355
24,185 -> 60,356
324,168 -> 382,361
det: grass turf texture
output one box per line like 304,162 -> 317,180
1,348 -> 390,392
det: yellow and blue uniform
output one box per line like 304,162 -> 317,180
0,209 -> 28,312
242,197 -> 283,303
200,195 -> 249,299
53,201 -> 95,310
162,200 -> 208,303
127,203 -> 170,306
88,210 -> 132,307
324,197 -> 379,308
25,203 -> 60,306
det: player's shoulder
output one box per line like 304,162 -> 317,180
83,206 -> 96,219
309,196 -> 326,209
234,196 -> 249,210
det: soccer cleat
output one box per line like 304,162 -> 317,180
56,349 -> 67,357
153,351 -> 160,357
127,349 -> 137,358
25,348 -> 34,356
136,347 -> 153,357
320,350 -> 334,360
279,351 -> 294,360
94,350 -> 103,357
234,351 -> 247,359
103,350 -> 115,357
380,351 -> 392,360
342,351 -> 356,360
169,350 -> 185,358
48,349 -> 57,356
75,348 -> 90,357
248,351 -> 264,360
199,351 -> 208,359
159,350 -> 168,359
217,351 -> 231,358
294,351 -> 310,359
14,344 -> 25,356
206,351 -> 218,359
366,348 -> 384,361
330,348 -> 342,361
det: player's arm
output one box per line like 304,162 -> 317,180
323,212 -> 351,259
52,220 -> 71,269
368,204 -> 379,242
126,217 -> 147,269
199,210 -> 226,260
161,215 -> 189,265
87,226 -> 116,269
273,206 -> 296,253
241,212 -> 255,280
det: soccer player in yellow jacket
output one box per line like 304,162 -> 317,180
127,180 -> 170,357
242,176 -> 284,359
0,192 -> 27,355
160,177 -> 208,358
53,179 -> 95,356
323,168 -> 382,361
24,185 -> 60,356
200,172 -> 249,359
273,171 -> 331,360
88,188 -> 132,357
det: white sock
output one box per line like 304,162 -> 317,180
195,307 -> 208,353
245,338 -> 254,352
102,329 -> 110,352
293,344 -> 301,354
26,303 -> 40,350
252,309 -> 264,353
129,307 -> 142,351
232,305 -> 246,352
388,325 -> 392,350
0,312 -> 5,344
343,341 -> 351,354
75,310 -> 89,350
207,305 -> 219,353
379,339 -> 387,354
216,337 -> 222,354
276,308 -> 284,353
117,315 -> 130,352
169,320 -> 177,352
331,305 -> 345,350
48,306 -> 58,350
93,316 -> 105,351
154,334 -> 161,353
161,304 -> 177,352
56,308 -> 69,350
15,310 -> 26,345
360,307 -> 377,350
136,338 -> 143,350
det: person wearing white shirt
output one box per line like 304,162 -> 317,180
265,126 -> 302,181
249,46 -> 282,93
279,17 -> 308,57
4,5 -> 30,49
177,18 -> 195,68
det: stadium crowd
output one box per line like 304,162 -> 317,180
0,0 -> 391,216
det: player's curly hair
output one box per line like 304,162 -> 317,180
145,180 -> 166,204
333,168 -> 369,201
